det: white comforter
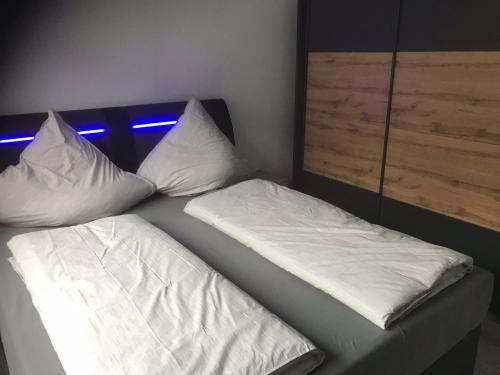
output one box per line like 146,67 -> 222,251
7,214 -> 322,375
184,179 -> 473,329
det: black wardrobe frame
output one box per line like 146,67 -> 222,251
292,0 -> 500,318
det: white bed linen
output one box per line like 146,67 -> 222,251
184,179 -> 473,329
0,109 -> 154,227
137,98 -> 249,197
7,214 -> 322,375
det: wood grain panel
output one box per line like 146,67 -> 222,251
304,52 -> 392,192
384,52 -> 500,231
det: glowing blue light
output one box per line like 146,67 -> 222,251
0,128 -> 107,144
132,120 -> 178,129
77,128 -> 106,135
0,136 -> 35,144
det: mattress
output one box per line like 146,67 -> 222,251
0,195 -> 494,375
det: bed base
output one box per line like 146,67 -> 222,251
421,325 -> 481,375
0,325 -> 482,375
0,336 -> 8,375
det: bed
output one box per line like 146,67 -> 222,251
0,99 -> 494,375
0,194 -> 493,375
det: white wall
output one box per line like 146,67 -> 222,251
0,0 -> 298,176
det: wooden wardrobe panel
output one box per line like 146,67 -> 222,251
384,51 -> 500,231
303,52 -> 392,192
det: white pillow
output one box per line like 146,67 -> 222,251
137,98 -> 248,196
0,109 -> 155,227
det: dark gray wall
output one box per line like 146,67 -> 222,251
0,0 -> 298,176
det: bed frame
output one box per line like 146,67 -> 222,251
422,326 -> 481,375
0,99 -> 235,174
0,98 -> 484,374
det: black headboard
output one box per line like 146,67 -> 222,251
0,99 -> 234,173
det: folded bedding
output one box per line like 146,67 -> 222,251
7,214 -> 323,375
184,179 -> 474,329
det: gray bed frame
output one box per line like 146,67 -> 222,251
0,99 -> 487,375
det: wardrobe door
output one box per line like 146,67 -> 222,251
294,0 -> 400,222
380,0 -> 500,304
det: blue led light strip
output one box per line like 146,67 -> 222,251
0,128 -> 107,144
131,120 -> 178,129
76,129 -> 106,135
0,136 -> 35,144
0,117 -> 179,144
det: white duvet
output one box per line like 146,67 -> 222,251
7,214 -> 323,375
184,179 -> 473,329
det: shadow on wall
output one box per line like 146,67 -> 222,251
0,0 -> 51,61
